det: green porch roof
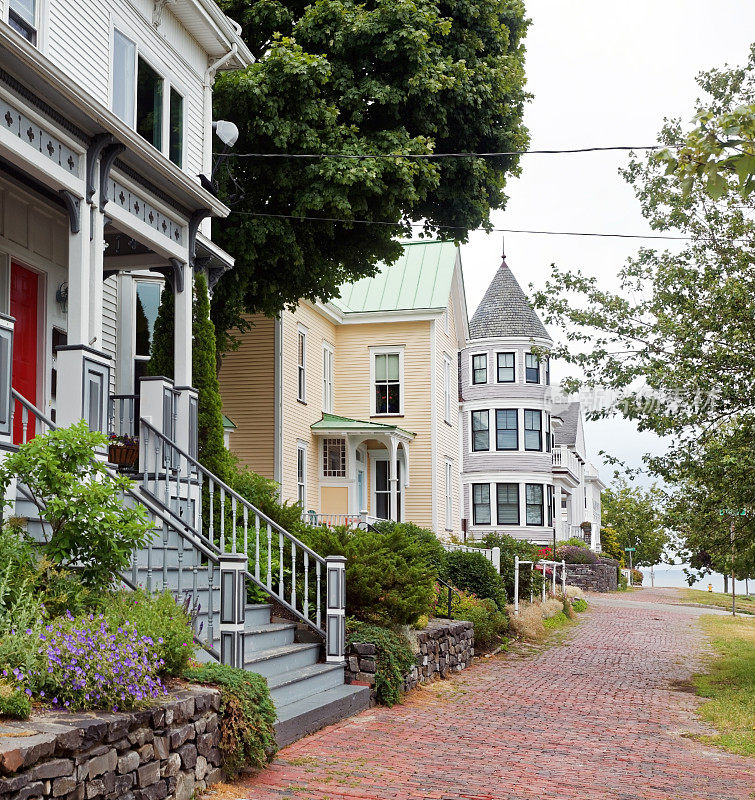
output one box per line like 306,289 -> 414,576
221,414 -> 237,430
332,240 -> 457,313
310,413 -> 415,438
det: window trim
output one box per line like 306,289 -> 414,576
322,341 -> 334,413
471,482 -> 491,526
8,0 -> 38,45
296,441 -> 307,510
496,482 -> 520,526
496,351 -> 516,383
296,325 -> 307,403
443,353 -> 452,424
471,409 -> 490,452
370,346 -> 405,416
495,408 -> 518,451
470,352 -> 488,385
445,458 -> 453,531
525,483 -> 545,526
524,408 -> 542,452
132,278 -> 162,383
322,437 -> 346,478
525,352 -> 540,384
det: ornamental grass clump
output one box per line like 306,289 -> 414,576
10,612 -> 167,712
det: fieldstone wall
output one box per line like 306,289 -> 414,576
0,686 -> 222,800
345,619 -> 474,704
565,563 -> 618,592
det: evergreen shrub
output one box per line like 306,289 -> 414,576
443,550 -> 507,610
481,533 -> 543,601
184,663 -> 277,777
373,520 -> 447,575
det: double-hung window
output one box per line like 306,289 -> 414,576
525,353 -> 540,383
373,352 -> 401,414
8,0 -> 36,43
472,483 -> 490,525
495,409 -> 518,450
496,352 -> 515,383
471,410 -> 489,451
445,460 -> 453,530
297,327 -> 306,402
547,484 -> 554,526
545,356 -> 551,386
524,409 -> 542,451
322,343 -> 334,413
545,413 -> 551,453
443,354 -> 452,423
112,30 -> 185,167
471,353 -> 487,384
297,443 -> 307,508
133,280 -> 161,387
525,484 -> 544,526
496,483 -> 519,525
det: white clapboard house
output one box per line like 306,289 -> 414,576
0,0 -> 367,747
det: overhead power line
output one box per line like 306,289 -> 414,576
236,210 -> 694,240
222,144 -> 670,160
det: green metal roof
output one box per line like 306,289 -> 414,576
221,414 -> 237,429
333,241 -> 457,313
310,413 -> 415,438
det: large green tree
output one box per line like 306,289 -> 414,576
600,481 -> 667,567
211,0 -> 529,353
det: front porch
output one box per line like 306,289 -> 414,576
306,413 -> 415,526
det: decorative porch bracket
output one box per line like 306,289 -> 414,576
325,555 -> 346,662
58,189 -> 80,234
188,208 -> 211,266
98,143 -> 127,212
219,553 -> 248,669
85,133 -> 114,204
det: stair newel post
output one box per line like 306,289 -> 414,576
325,555 -> 346,663
219,552 -> 248,669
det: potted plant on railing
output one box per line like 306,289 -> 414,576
108,432 -> 139,468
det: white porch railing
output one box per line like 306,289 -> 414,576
11,389 -> 55,444
557,521 -> 587,541
442,543 -> 501,574
513,556 -> 567,612
552,445 -> 581,479
305,512 -> 363,529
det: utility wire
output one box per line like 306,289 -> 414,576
236,210 -> 694,240
221,144 -> 670,160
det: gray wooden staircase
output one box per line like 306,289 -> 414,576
9,394 -> 369,748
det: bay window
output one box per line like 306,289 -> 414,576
495,409 -> 518,450
496,352 -> 515,383
496,483 -> 519,525
471,410 -> 489,451
472,483 -> 490,525
524,409 -> 542,451
526,484 -> 544,526
525,353 -> 540,383
472,353 -> 487,384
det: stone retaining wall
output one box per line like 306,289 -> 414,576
565,563 -> 618,592
0,686 -> 222,800
345,619 -> 474,704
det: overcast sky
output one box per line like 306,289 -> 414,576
457,0 -> 755,487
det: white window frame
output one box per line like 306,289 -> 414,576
471,482 -> 491,526
296,324 -> 307,403
470,409 -> 490,452
322,437 -> 346,478
443,353 -> 452,424
370,346 -> 405,416
445,459 -> 453,531
7,0 -> 41,46
110,24 -> 187,168
525,352 -> 541,384
132,277 -> 163,385
496,351 -> 516,383
322,342 -> 334,413
470,352 -> 489,385
296,441 -> 307,510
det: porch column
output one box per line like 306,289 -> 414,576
89,205 -> 105,347
174,264 -> 193,388
388,437 -> 399,521
554,484 -> 562,537
67,195 -> 92,346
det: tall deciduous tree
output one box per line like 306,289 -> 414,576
211,0 -> 529,353
600,481 -> 667,568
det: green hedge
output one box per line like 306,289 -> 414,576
442,550 -> 507,610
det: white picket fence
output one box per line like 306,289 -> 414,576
442,543 -> 501,574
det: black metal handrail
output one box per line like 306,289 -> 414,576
437,577 -> 461,620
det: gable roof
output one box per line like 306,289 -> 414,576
333,241 -> 458,313
469,257 -> 550,341
551,402 -> 581,446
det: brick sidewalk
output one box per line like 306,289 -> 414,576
227,590 -> 755,800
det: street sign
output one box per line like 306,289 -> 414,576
719,509 -> 746,516
624,547 -> 636,552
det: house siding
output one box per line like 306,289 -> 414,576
102,274 -> 118,394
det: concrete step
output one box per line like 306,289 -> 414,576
244,623 -> 297,653
266,662 -> 345,709
243,643 -> 320,678
245,604 -> 272,627
273,684 -> 371,748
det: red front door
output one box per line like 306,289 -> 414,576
10,263 -> 38,443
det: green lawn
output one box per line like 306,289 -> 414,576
680,588 -> 755,615
693,615 -> 755,757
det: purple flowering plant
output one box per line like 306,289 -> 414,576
8,611 -> 167,712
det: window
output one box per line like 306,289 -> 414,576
134,280 -> 161,386
297,328 -> 306,402
545,413 -> 551,453
443,355 -> 452,423
471,353 -> 487,384
496,483 -> 519,525
525,353 -> 540,383
169,88 -> 183,167
374,352 -> 401,414
113,31 -> 136,124
495,409 -> 518,450
526,484 -> 544,526
472,483 -> 490,525
9,0 -> 36,43
322,438 -> 345,477
375,460 -> 401,520
471,410 -> 489,451
322,343 -> 334,413
547,484 -> 554,526
445,460 -> 453,530
524,409 -> 542,451
496,352 -> 515,383
136,57 -> 163,151
545,355 -> 551,386
297,443 -> 307,508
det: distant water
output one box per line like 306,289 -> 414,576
639,563 -> 752,594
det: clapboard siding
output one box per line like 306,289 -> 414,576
102,274 -> 118,393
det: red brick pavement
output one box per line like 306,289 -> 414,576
231,590 -> 755,800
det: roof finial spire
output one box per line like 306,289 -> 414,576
501,234 -> 506,265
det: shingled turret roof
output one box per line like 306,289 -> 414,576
469,257 -> 551,341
